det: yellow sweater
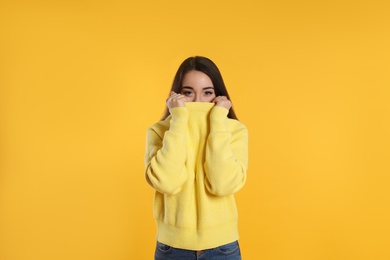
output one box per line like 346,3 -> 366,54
144,102 -> 248,250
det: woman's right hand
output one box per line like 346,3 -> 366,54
166,91 -> 186,109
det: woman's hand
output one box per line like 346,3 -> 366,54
166,91 -> 186,109
213,96 -> 232,110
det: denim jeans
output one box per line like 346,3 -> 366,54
154,240 -> 241,260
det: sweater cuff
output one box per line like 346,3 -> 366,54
210,106 -> 229,132
169,107 -> 189,132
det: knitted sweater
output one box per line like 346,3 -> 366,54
144,102 -> 248,250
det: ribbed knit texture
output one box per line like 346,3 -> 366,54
144,102 -> 248,250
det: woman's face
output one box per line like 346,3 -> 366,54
180,70 -> 216,102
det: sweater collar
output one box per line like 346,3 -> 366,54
184,102 -> 215,112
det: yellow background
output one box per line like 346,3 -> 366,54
1,0 -> 389,259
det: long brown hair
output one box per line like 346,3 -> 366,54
161,56 -> 238,120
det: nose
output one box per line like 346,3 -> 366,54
195,95 -> 202,102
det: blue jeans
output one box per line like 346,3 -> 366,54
154,241 -> 241,260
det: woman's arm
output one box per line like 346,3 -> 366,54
204,106 -> 248,196
144,107 -> 189,195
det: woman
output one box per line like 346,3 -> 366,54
144,56 -> 248,259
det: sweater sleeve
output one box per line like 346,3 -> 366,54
204,106 -> 248,196
144,107 -> 189,195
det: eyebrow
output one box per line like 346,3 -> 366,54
182,86 -> 214,90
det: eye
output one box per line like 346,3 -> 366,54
204,91 -> 214,95
181,91 -> 193,96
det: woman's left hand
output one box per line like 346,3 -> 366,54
213,96 -> 232,110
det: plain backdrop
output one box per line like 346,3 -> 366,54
1,0 -> 389,259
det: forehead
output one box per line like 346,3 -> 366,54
182,70 -> 213,87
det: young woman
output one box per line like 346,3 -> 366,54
144,56 -> 248,259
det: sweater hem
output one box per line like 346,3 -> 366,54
156,219 -> 239,250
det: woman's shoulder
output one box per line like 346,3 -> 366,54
227,118 -> 247,130
226,118 -> 248,138
147,116 -> 172,135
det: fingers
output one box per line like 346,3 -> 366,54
213,95 -> 227,102
213,96 -> 232,110
166,92 -> 186,109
